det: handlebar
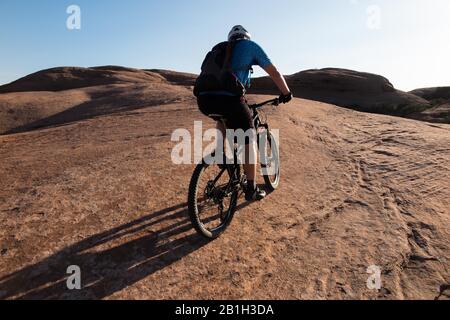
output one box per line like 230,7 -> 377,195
248,98 -> 280,109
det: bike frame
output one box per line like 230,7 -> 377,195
189,97 -> 281,238
209,98 -> 280,196
249,98 -> 279,130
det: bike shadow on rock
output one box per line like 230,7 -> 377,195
0,200 -> 254,300
0,203 -> 201,300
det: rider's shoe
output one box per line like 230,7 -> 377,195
245,186 -> 267,202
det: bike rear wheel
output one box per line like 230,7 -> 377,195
188,162 -> 240,239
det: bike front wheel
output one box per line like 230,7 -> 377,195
260,129 -> 281,191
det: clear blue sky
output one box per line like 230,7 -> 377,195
1,0 -> 449,91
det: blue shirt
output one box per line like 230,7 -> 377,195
230,39 -> 272,87
200,39 -> 272,96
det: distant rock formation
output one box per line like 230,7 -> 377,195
0,66 -> 196,134
409,87 -> 450,123
410,87 -> 450,101
250,68 -> 432,118
1,66 -> 448,136
0,66 -> 197,94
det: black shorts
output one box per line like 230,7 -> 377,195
197,95 -> 254,130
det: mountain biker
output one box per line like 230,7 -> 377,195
195,25 -> 293,201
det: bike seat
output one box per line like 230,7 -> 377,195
208,114 -> 227,122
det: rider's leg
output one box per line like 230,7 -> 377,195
216,121 -> 226,136
228,98 -> 265,201
243,140 -> 258,189
200,95 -> 265,201
219,119 -> 259,195
216,121 -> 227,165
243,138 -> 265,201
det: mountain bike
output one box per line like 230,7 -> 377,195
188,98 -> 281,239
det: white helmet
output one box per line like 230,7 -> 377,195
228,25 -> 252,41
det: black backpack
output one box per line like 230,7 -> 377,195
193,41 -> 246,97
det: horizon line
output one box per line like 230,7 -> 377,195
1,64 -> 449,93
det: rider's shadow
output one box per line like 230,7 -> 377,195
0,201 -> 253,300
0,203 -> 206,300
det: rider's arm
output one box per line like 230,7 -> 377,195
264,64 -> 291,96
250,41 -> 292,100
